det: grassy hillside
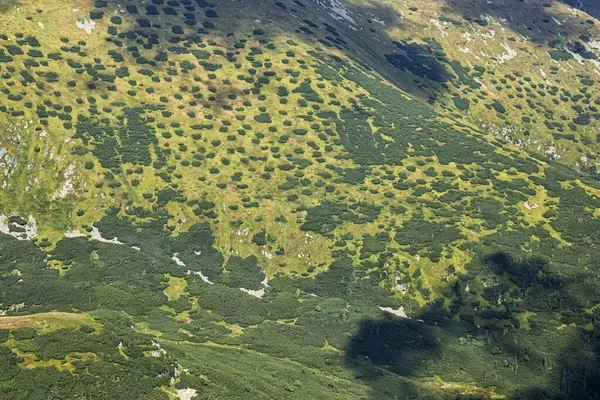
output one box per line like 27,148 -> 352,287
0,0 -> 598,399
304,0 -> 600,176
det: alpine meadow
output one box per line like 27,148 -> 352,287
0,0 -> 599,399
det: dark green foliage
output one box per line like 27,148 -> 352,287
452,96 -> 470,110
386,40 -> 452,83
548,49 -> 573,61
448,60 -> 481,89
301,201 -> 381,234
394,216 -> 462,259
74,108 -> 157,170
292,79 -> 323,103
192,50 -> 210,60
187,282 -> 266,326
470,197 -> 508,228
0,310 -> 174,398
573,114 -> 590,125
254,113 -> 272,123
315,56 -> 490,168
0,346 -> 20,382
348,317 -> 438,368
4,45 -> 23,56
205,9 -> 218,18
0,49 -> 13,63
569,41 -> 597,60
12,327 -> 36,340
224,256 -> 264,290
252,229 -> 267,246
200,61 -> 221,71
491,100 -> 507,114
361,232 -> 390,255
277,86 -> 288,97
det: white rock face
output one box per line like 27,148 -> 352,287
240,274 -> 269,298
0,119 -> 28,188
170,364 -> 190,386
149,340 -> 167,357
172,253 -> 186,266
524,201 -> 539,211
187,269 -> 213,285
395,277 -> 407,294
588,41 -> 600,51
313,0 -> 355,25
379,306 -> 409,318
75,18 -> 96,34
65,229 -> 86,238
544,145 -> 562,160
187,270 -> 214,284
184,247 -> 214,283
175,388 -> 198,400
261,248 -> 274,260
371,17 -> 385,26
564,46 -> 585,64
497,43 -> 517,63
53,162 -> 76,199
431,19 -> 448,36
0,215 -> 37,240
90,225 -> 124,244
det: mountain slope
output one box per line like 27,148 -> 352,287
0,0 -> 599,399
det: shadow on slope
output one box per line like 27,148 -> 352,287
0,0 -> 16,12
94,0 -> 449,104
442,0 -> 594,44
346,250 -> 600,399
514,331 -> 600,400
560,0 -> 600,20
347,315 -> 439,378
